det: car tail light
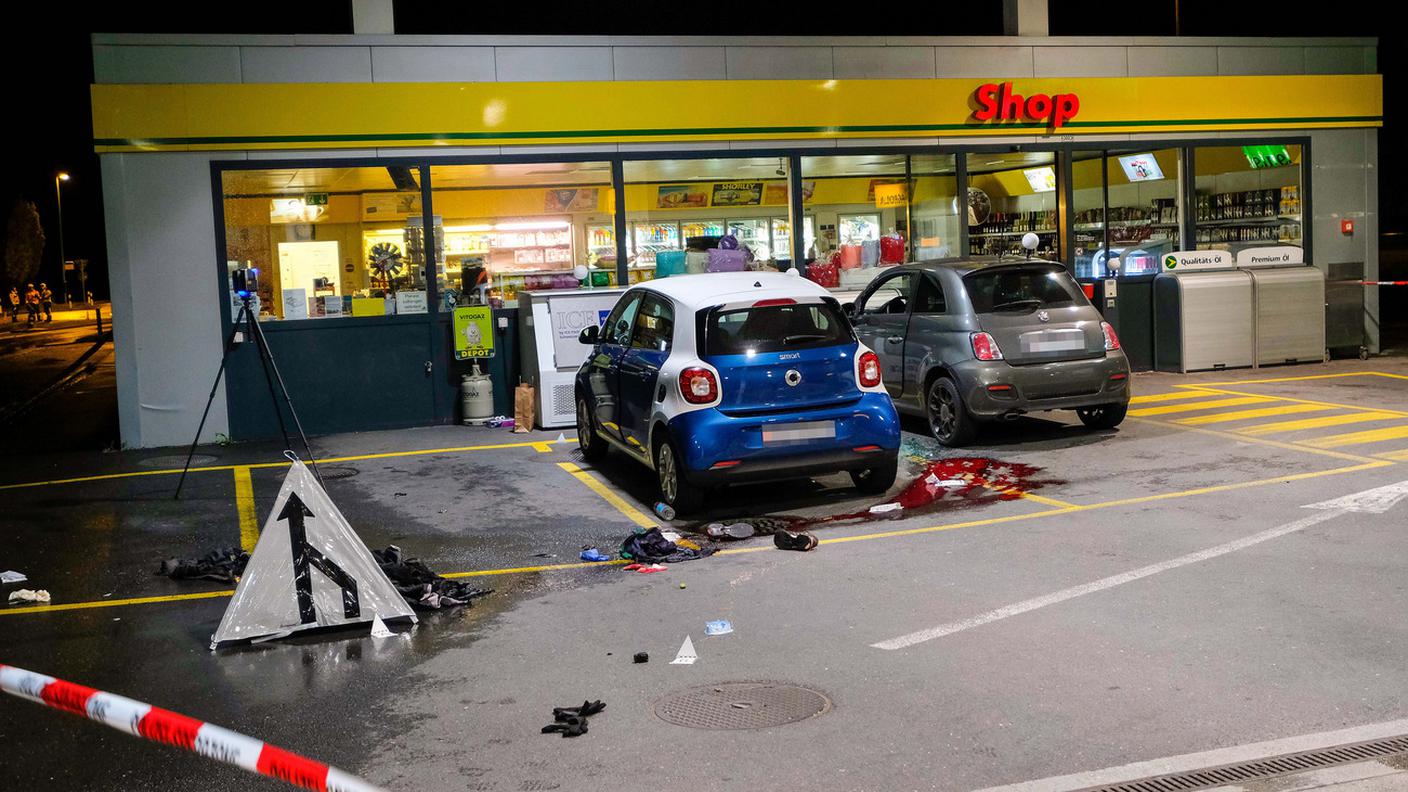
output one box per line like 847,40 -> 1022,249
752,298 -> 796,307
858,351 -> 882,388
970,332 -> 1003,361
679,367 -> 718,404
1101,321 -> 1121,351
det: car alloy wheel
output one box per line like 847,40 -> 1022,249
929,385 -> 956,440
577,399 -> 593,451
657,442 -> 678,503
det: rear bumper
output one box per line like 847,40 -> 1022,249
954,352 -> 1131,419
666,392 -> 901,486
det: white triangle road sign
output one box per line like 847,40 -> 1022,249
211,460 -> 417,649
370,614 -> 394,639
670,635 -> 697,665
1304,479 -> 1408,515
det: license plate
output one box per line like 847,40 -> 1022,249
762,420 -> 836,443
1020,329 -> 1086,353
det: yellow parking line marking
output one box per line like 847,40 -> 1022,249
1182,386 -> 1408,420
233,466 -> 259,552
1378,449 -> 1408,462
1174,404 -> 1333,426
1235,411 -> 1402,437
557,461 -> 657,530
1302,425 -> 1408,449
1129,417 -> 1387,464
0,590 -> 234,616
1195,371 -> 1408,386
1128,396 -> 1275,417
3,458 -> 1389,619
531,442 -> 554,453
1129,390 -> 1219,404
0,437 -> 577,491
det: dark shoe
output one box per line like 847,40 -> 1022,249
774,529 -> 818,552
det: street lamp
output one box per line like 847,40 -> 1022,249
55,172 -> 69,306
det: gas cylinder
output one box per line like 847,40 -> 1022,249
461,362 -> 494,425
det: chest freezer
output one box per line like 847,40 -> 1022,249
1153,250 -> 1254,373
518,287 -> 626,428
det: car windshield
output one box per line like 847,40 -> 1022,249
704,300 -> 851,356
964,265 -> 1083,313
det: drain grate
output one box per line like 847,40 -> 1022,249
1078,735 -> 1408,792
316,465 -> 358,480
654,682 -> 831,730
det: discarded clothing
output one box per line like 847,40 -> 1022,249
621,563 -> 668,574
620,528 -> 715,564
579,547 -> 611,562
372,545 -> 491,611
8,589 -> 50,605
541,700 -> 606,738
1,570 -> 27,584
156,547 -> 249,584
774,529 -> 819,552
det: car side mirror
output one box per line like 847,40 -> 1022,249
842,302 -> 856,316
578,325 -> 599,344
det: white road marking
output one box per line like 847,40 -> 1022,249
871,509 -> 1343,650
874,479 -> 1408,651
971,717 -> 1408,792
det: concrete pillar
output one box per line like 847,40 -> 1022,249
352,0 -> 394,35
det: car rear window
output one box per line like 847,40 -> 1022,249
964,265 -> 1083,313
703,300 -> 851,356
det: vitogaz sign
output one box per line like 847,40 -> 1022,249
1162,250 -> 1232,272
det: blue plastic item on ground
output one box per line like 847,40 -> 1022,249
579,548 -> 611,562
655,250 -> 687,278
704,619 -> 734,636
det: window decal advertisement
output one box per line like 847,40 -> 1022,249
657,185 -> 709,209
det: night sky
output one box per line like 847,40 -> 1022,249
2,1 -> 1397,300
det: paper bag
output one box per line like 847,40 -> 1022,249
514,384 -> 535,432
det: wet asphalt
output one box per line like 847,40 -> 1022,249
5,358 -> 1408,790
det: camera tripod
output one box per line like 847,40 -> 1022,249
174,294 -> 320,499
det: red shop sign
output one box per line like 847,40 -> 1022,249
972,82 -> 1080,129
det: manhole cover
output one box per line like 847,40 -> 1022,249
654,682 -> 831,730
316,465 -> 358,480
140,454 -> 217,467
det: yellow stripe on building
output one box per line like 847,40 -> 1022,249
1236,411 -> 1401,436
1127,396 -> 1273,417
1301,425 -> 1408,449
1174,404 -> 1333,426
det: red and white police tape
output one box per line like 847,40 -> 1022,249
1362,281 -> 1408,286
0,663 -> 387,792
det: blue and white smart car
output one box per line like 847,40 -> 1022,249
574,271 -> 901,514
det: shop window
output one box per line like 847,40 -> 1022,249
1071,149 -> 1183,280
622,157 -> 796,279
1193,144 -> 1302,255
800,154 -> 932,292
966,152 -> 1058,259
910,154 -> 959,261
426,161 -> 613,308
220,165 -> 428,321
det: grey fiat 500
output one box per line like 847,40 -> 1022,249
846,258 -> 1131,446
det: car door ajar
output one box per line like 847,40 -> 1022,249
902,272 -> 958,405
586,290 -> 643,441
616,293 -> 674,456
850,270 -> 917,398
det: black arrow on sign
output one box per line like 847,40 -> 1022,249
281,492 -> 360,625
